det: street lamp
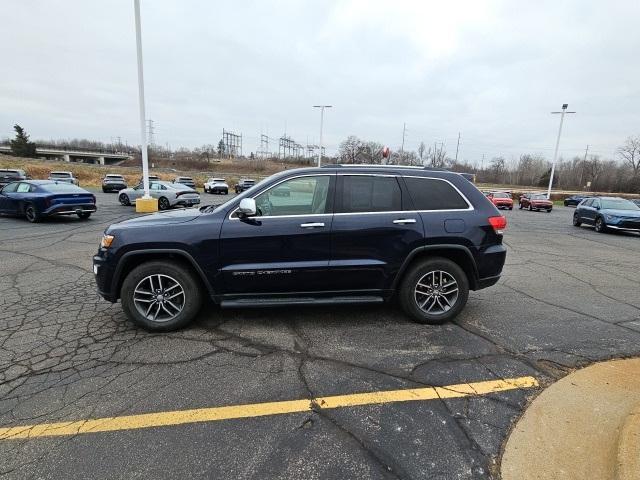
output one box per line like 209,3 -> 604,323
313,105 -> 332,167
133,0 -> 156,212
547,103 -> 575,199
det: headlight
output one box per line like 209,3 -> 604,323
100,234 -> 115,248
605,214 -> 617,221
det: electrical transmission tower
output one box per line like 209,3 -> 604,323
222,129 -> 242,158
257,134 -> 270,159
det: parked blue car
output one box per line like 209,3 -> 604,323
573,196 -> 640,233
0,180 -> 97,223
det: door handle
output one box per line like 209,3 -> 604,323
300,222 -> 325,228
393,218 -> 417,224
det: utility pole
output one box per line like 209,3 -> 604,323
579,144 -> 589,189
455,132 -> 461,163
133,0 -> 154,210
313,105 -> 331,167
547,103 -> 576,199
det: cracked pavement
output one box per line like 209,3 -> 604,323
1,192 -> 639,479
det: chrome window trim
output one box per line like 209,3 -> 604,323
227,172 -> 475,220
228,173 -> 334,220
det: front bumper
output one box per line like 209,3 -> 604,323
93,254 -> 117,302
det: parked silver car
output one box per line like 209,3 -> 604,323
48,171 -> 79,186
118,181 -> 201,210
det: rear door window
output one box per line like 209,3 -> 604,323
403,177 -> 470,210
338,175 -> 401,213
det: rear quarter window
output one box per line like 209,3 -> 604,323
403,177 -> 470,210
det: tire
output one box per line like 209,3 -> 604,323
121,260 -> 203,331
399,257 -> 469,325
223,190 -> 228,195
102,188 -> 107,193
509,206 -> 513,210
547,209 -> 552,213
573,213 -> 582,227
519,203 -> 523,210
528,204 -> 533,211
595,216 -> 608,233
119,194 -> 130,206
158,197 -> 170,210
24,203 -> 41,223
78,212 -> 91,220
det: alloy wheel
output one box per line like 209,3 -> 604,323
159,197 -> 170,210
133,274 -> 185,323
414,270 -> 459,316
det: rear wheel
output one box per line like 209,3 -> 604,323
158,197 -> 170,210
24,203 -> 41,223
78,212 -> 91,220
399,257 -> 469,325
121,261 -> 203,331
595,217 -> 607,233
119,194 -> 130,206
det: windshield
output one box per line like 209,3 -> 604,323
531,194 -> 546,200
601,199 -> 640,210
493,193 -> 510,198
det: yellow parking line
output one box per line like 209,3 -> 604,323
0,376 -> 538,440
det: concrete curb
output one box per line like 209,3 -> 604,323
501,358 -> 640,480
616,404 -> 640,480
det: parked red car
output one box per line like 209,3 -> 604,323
519,193 -> 553,212
487,192 -> 513,210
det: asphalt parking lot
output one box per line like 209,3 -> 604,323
1,193 -> 639,479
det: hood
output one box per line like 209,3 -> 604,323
115,208 -> 201,228
601,208 -> 640,217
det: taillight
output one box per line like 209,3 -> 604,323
175,191 -> 191,197
488,216 -> 507,234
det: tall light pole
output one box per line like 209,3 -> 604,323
313,105 -> 331,167
547,103 -> 575,199
133,0 -> 156,211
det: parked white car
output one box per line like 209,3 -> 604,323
118,181 -> 201,210
204,177 -> 229,194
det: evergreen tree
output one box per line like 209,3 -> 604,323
217,140 -> 225,156
10,125 -> 37,157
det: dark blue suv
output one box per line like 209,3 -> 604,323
94,165 -> 507,331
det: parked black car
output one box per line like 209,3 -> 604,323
0,180 -> 96,222
235,178 -> 256,194
573,196 -> 640,233
94,165 -> 507,331
564,194 -> 592,207
102,174 -> 128,193
0,169 -> 28,187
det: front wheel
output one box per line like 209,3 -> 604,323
78,212 -> 91,220
573,214 -> 582,227
399,257 -> 469,325
158,197 -> 170,210
595,217 -> 607,233
119,194 -> 130,206
121,261 -> 203,331
528,204 -> 533,211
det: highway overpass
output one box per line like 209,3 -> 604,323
0,145 -> 132,165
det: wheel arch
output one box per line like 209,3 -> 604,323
392,245 -> 479,291
113,249 -> 213,300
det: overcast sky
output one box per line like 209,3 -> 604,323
1,0 -> 639,164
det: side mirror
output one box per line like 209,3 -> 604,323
595,205 -> 600,210
238,198 -> 257,217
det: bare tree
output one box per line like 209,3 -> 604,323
616,135 -> 640,176
338,135 -> 364,163
417,141 -> 426,164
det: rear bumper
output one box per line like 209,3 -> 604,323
174,198 -> 200,207
43,204 -> 97,216
474,244 -> 507,290
103,183 -> 127,190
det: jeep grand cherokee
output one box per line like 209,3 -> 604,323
94,165 -> 507,331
